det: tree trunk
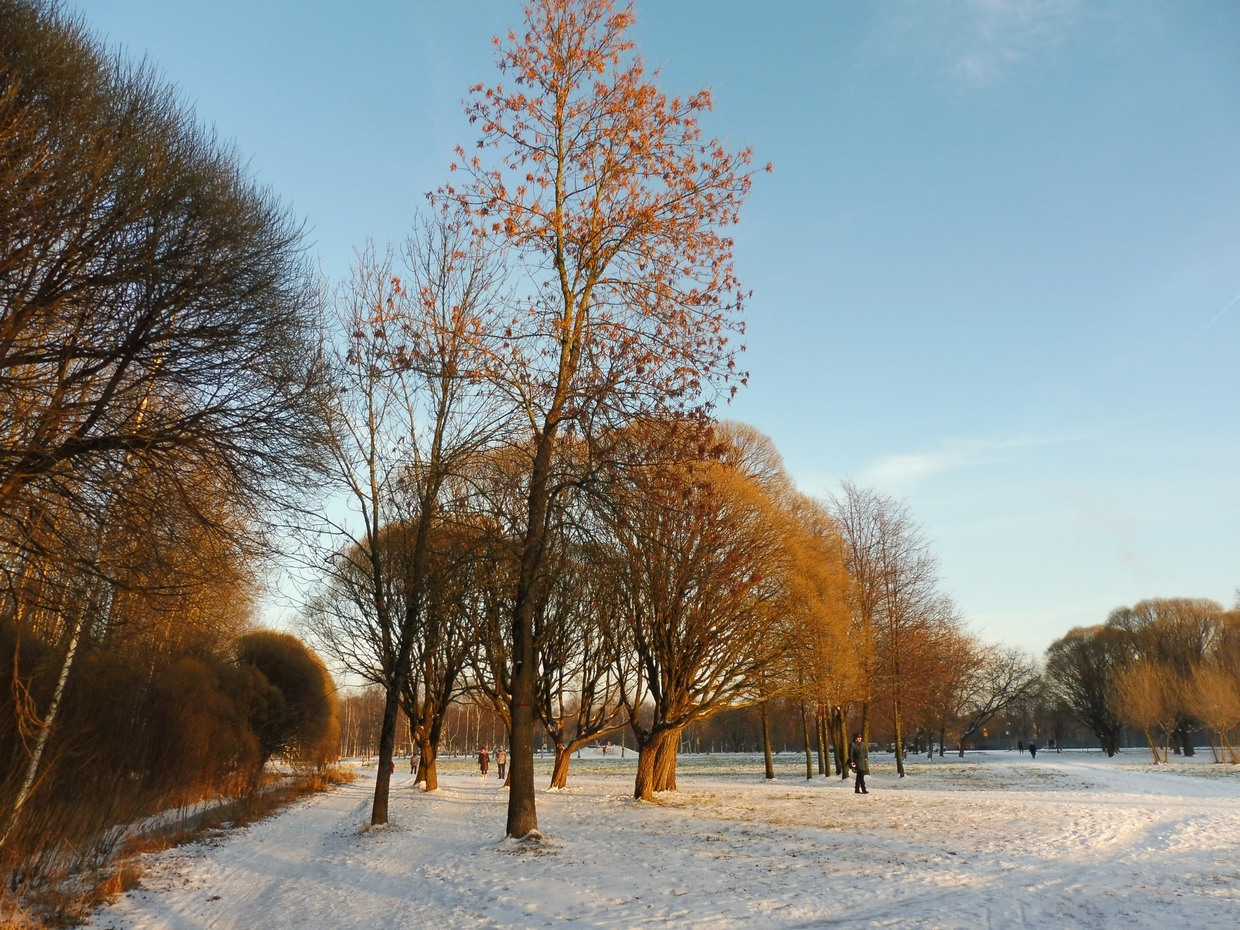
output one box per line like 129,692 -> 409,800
418,735 -> 438,791
634,734 -> 674,803
507,671 -> 537,836
800,703 -> 813,780
814,703 -> 827,775
818,710 -> 832,777
550,744 -> 572,789
1177,724 -> 1195,757
893,698 -> 906,778
506,420 -> 561,838
370,681 -> 403,825
654,729 -> 678,792
1142,727 -> 1165,764
1206,734 -> 1222,764
832,707 -> 849,779
0,615 -> 83,849
634,728 -> 677,800
761,701 -> 775,780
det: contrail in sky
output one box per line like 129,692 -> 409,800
1176,289 -> 1240,358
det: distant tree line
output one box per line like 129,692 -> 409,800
1046,597 -> 1240,762
0,0 -> 337,891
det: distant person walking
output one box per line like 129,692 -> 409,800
1017,740 -> 1024,754
496,747 -> 508,780
1028,742 -> 1038,760
849,733 -> 870,795
478,747 -> 490,776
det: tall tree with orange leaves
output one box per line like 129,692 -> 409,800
437,0 -> 762,837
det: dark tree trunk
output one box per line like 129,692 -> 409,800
817,709 -> 832,777
832,706 -> 849,779
507,666 -> 538,836
371,682 -> 402,825
1178,724 -> 1196,757
761,701 -> 775,780
506,428 -> 557,838
800,703 -> 813,780
893,698 -> 906,778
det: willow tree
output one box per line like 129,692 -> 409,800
782,494 -> 856,780
439,0 -> 760,837
1106,598 -> 1222,756
1114,659 -> 1181,764
596,421 -> 797,800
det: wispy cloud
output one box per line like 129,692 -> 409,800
861,434 -> 1070,491
953,0 -> 1081,83
879,0 -> 1084,87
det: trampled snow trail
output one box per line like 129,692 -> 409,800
86,771 -> 523,930
84,752 -> 1240,930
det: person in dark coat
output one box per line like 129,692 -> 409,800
849,733 -> 870,794
1028,742 -> 1038,760
478,747 -> 490,776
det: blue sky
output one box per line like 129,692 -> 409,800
69,1 -> 1240,655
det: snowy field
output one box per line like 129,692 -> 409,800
84,749 -> 1240,930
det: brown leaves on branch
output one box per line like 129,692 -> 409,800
435,0 -> 758,426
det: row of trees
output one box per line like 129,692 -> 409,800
1046,598 -> 1240,762
0,0 -> 336,882
303,398 -> 1043,805
296,0 -> 1048,835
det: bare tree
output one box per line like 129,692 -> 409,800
1044,625 -> 1130,757
1,0 -> 321,851
938,641 -> 1043,757
300,213 -> 505,824
830,482 -> 951,776
780,494 -> 856,780
400,517 -> 502,790
1,0 -> 321,553
534,532 -> 628,789
1106,598 -> 1222,756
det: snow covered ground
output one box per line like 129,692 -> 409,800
84,749 -> 1240,930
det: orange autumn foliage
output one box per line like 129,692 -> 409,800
437,0 -> 759,423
